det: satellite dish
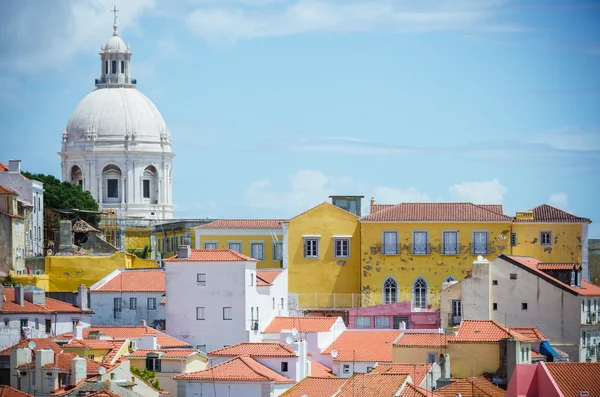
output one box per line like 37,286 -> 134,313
28,341 -> 36,350
98,366 -> 107,375
291,328 -> 299,336
331,349 -> 338,358
285,336 -> 294,344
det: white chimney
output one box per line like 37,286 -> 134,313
77,284 -> 89,310
178,245 -> 191,259
14,285 -> 24,306
35,349 -> 55,370
138,334 -> 158,350
71,356 -> 87,385
140,319 -> 146,327
74,325 -> 83,340
294,339 -> 308,382
441,353 -> 451,378
8,160 -> 21,174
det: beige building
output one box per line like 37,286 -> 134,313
0,185 -> 26,274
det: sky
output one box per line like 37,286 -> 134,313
0,0 -> 598,236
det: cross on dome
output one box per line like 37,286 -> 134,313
111,4 -> 119,36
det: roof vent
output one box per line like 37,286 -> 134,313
578,392 -> 590,397
515,210 -> 534,220
178,245 -> 191,259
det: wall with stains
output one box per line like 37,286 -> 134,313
359,222 -> 512,307
589,239 -> 600,286
125,228 -> 151,250
511,223 -> 584,263
287,202 -> 360,298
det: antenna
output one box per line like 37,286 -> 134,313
291,328 -> 299,337
330,349 -> 338,358
285,335 -> 294,345
28,341 -> 36,350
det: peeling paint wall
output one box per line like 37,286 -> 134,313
124,228 -> 151,250
511,223 -> 585,264
589,239 -> 600,286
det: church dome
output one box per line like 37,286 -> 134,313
104,35 -> 129,53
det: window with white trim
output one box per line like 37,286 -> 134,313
130,298 -> 137,310
413,277 -> 428,309
251,242 -> 264,260
197,273 -> 206,286
374,316 -> 390,328
196,307 -> 205,320
228,242 -> 241,253
355,316 -> 371,328
204,242 -> 217,249
273,241 -> 283,261
148,298 -> 157,311
540,232 -> 552,246
472,231 -> 489,254
383,277 -> 398,304
412,231 -> 428,254
442,231 -> 458,254
304,238 -> 319,258
334,239 -> 350,258
382,231 -> 398,254
223,307 -> 232,320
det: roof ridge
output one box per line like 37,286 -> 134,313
237,356 -> 272,381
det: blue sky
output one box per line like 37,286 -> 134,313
0,0 -> 598,236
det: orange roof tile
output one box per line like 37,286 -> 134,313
0,288 -> 92,314
208,342 -> 297,358
83,390 -> 121,397
196,219 -> 285,229
322,331 -> 401,362
452,320 -> 532,343
92,269 -> 165,292
513,204 -> 591,223
509,327 -> 547,341
0,386 -> 33,397
264,316 -> 341,333
545,362 -> 600,397
20,353 -> 101,374
0,163 -> 8,172
435,376 -> 506,397
336,373 -> 408,397
477,204 -> 504,215
280,377 -> 346,397
163,249 -> 257,262
372,363 -> 432,386
173,356 -> 295,384
370,204 -> 394,214
128,349 -> 199,358
311,361 -> 334,378
55,326 -> 190,348
0,338 -> 62,356
537,262 -> 580,270
399,383 -> 443,397
256,269 -> 283,286
0,185 -> 17,195
360,203 -> 512,222
394,333 -> 451,348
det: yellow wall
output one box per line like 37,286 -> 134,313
125,228 -> 151,250
45,251 -> 132,292
131,257 -> 159,269
9,273 -> 50,291
155,229 -> 195,259
360,222 -> 512,307
287,202 -> 361,301
511,223 -> 584,263
393,346 -> 445,364
64,347 -> 112,362
448,343 -> 499,378
196,233 -> 283,269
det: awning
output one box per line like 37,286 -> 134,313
332,235 -> 352,238
539,340 -> 561,358
303,234 -> 321,238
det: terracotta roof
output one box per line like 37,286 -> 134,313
322,331 -> 401,362
504,255 -> 600,297
162,249 -> 257,262
336,373 -> 408,397
256,269 -> 283,286
359,202 -> 512,222
83,390 -> 121,397
545,362 -> 600,396
128,349 -> 199,359
280,377 -> 346,397
509,326 -> 547,341
394,333 -> 451,348
477,204 -> 504,215
435,376 -> 506,397
55,326 -> 191,348
372,363 -> 432,386
311,361 -> 335,378
0,338 -> 62,356
0,163 -> 8,172
513,204 -> 591,223
208,342 -> 297,358
0,288 -> 92,314
0,386 -> 33,397
196,219 -> 285,229
172,356 -> 295,384
92,269 -> 165,292
399,383 -> 443,397
452,320 -> 532,343
0,185 -> 17,195
62,339 -> 127,365
370,204 -> 394,214
537,262 -> 580,270
20,352 -> 101,374
263,316 -> 341,333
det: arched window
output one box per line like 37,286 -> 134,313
413,277 -> 428,309
70,165 -> 83,188
102,164 -> 122,203
383,277 -> 398,304
142,165 -> 158,203
444,276 -> 456,283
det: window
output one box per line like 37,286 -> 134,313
197,345 -> 206,353
204,242 -> 217,249
510,232 -> 517,246
451,300 -> 462,317
113,298 -> 122,319
393,316 -> 409,329
143,180 -> 150,199
522,303 -> 528,310
88,355 -> 95,360
510,273 -> 517,280
223,307 -> 232,320
4,318 -> 9,327
120,60 -> 125,73
107,179 -> 118,198
413,277 -> 428,309
412,231 -> 429,254
130,298 -> 137,310
444,276 -> 456,283
228,242 -> 241,253
250,273 -> 254,286
493,280 -> 498,285
472,231 -> 489,254
334,239 -> 350,258
196,307 -> 205,320
45,319 -> 52,333
34,318 -> 39,330
343,364 -> 350,374
146,354 -> 161,372
383,277 -> 398,304
281,362 -> 289,372
105,60 -> 108,74
442,231 -> 458,254
251,242 -> 264,260
20,319 -> 28,329
427,353 -> 437,364
197,273 -> 206,286
374,316 -> 390,328
304,238 -> 319,258
540,231 -> 552,246
493,303 -> 498,310
521,347 -> 524,362
111,60 -> 117,74
148,298 -> 157,311
382,231 -> 398,254
273,241 -> 283,261
355,316 -> 371,328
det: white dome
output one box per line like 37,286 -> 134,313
65,87 -> 169,145
105,35 -> 129,52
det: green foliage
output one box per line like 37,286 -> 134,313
131,366 -> 162,390
2,274 -> 18,287
127,245 -> 152,259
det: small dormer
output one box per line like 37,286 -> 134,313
515,210 -> 534,221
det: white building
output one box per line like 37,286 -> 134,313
90,268 -> 166,329
165,247 -> 288,353
0,285 -> 92,350
59,15 -> 174,220
0,160 -> 44,258
441,254 -> 600,362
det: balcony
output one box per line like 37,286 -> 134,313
381,244 -> 401,255
470,243 -> 490,255
411,243 -> 431,255
95,77 -> 137,85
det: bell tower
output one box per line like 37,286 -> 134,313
96,5 -> 135,88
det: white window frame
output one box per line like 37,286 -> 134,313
130,297 -> 137,310
250,241 -> 265,260
197,273 -> 206,286
442,231 -> 459,255
413,277 -> 428,309
148,298 -> 157,311
223,307 -> 232,320
334,238 -> 350,258
273,241 -> 283,261
472,230 -> 489,255
228,241 -> 242,253
383,277 -> 398,304
374,316 -> 390,329
355,316 -> 371,328
382,231 -> 398,255
412,230 -> 429,255
196,307 -> 205,320
304,238 -> 320,259
204,241 -> 218,249
540,231 -> 552,246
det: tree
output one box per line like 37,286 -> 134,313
131,366 -> 162,390
22,172 -> 99,213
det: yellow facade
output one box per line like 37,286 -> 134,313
393,345 -> 444,364
9,273 -> 50,291
196,233 -> 283,269
447,343 -> 500,378
155,229 -> 196,259
511,223 -> 584,263
125,227 -> 152,250
287,202 -> 361,305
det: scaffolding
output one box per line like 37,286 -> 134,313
100,209 -> 118,247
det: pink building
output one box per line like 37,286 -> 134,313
506,362 -> 600,397
347,302 -> 440,330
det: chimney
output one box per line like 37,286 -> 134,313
14,284 -> 24,306
178,245 -> 191,259
24,288 -> 45,306
370,197 -> 375,206
440,353 -> 450,378
74,325 -> 83,340
8,160 -> 21,174
138,334 -> 158,350
35,349 -> 55,371
77,284 -> 89,310
71,356 -> 87,386
140,319 -> 146,327
293,339 -> 308,381
10,348 -> 32,389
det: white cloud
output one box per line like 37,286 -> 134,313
522,126 -> 600,152
548,193 -> 568,210
448,179 -> 507,203
371,186 -> 431,203
290,137 -> 426,156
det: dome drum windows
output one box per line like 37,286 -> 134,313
142,166 -> 158,204
70,165 -> 83,188
102,165 -> 122,204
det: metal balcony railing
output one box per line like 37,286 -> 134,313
381,244 -> 401,255
411,243 -> 431,255
95,77 -> 137,85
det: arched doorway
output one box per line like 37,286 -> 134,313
102,164 -> 122,203
142,165 -> 158,204
70,165 -> 83,188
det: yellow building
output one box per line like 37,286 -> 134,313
153,219 -> 213,259
285,201 -> 361,308
195,219 -> 285,269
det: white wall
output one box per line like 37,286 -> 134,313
177,380 -> 270,397
333,361 -> 376,378
90,291 -> 165,327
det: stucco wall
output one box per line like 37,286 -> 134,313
589,239 -> 600,286
448,343 -> 499,378
178,380 -> 269,397
511,223 -> 584,263
0,214 -> 15,274
90,291 -> 165,327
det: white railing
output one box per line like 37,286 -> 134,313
288,292 -> 439,310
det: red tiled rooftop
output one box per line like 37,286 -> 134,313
372,363 -> 432,386
0,338 -> 62,356
513,204 -> 591,223
399,383 -> 443,397
435,376 -> 506,397
336,373 -> 408,397
545,362 -> 600,397
509,326 -> 547,341
163,249 -> 257,262
281,377 -> 346,397
263,316 -> 341,333
55,326 -> 191,349
0,185 -> 17,195
536,262 -> 580,271
83,391 -> 121,397
20,353 -> 101,375
0,288 -> 92,314
196,219 -> 285,229
360,202 -> 512,222
128,349 -> 199,359
452,320 -> 532,343
173,356 -> 295,384
394,333 -> 451,348
256,269 -> 283,286
0,385 -> 33,397
370,204 -> 394,214
92,269 -> 165,293
322,331 -> 401,362
208,342 -> 297,358
311,361 -> 334,378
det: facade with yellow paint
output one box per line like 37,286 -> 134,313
152,219 -> 213,259
195,219 -> 285,269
